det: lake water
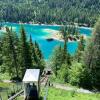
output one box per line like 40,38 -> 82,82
0,23 -> 92,59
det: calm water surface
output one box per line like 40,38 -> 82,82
0,23 -> 92,59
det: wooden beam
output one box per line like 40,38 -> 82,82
8,90 -> 24,100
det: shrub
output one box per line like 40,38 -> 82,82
57,64 -> 69,83
68,61 -> 83,86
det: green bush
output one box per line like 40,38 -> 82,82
57,64 -> 69,83
68,61 -> 83,86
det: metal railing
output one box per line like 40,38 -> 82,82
43,76 -> 50,100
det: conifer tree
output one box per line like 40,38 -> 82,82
61,26 -> 68,61
29,35 -> 36,66
78,36 -> 85,51
2,27 -> 19,78
82,18 -> 100,90
61,25 -> 71,64
75,36 -> 85,62
0,38 -> 3,66
50,45 -> 64,76
19,26 -> 32,76
34,41 -> 43,59
6,27 -> 19,78
34,41 -> 45,73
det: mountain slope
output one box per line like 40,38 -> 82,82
0,0 -> 100,26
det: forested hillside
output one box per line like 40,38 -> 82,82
0,0 -> 100,25
0,1 -> 100,99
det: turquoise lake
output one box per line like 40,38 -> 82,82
0,23 -> 92,60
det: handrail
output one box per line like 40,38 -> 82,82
44,77 -> 49,100
8,90 -> 24,100
44,84 -> 49,100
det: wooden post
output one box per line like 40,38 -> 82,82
0,94 -> 2,100
23,83 -> 27,99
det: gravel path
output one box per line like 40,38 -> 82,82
52,83 -> 93,94
1,80 -> 94,94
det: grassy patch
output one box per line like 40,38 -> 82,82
0,82 -> 100,100
47,87 -> 100,100
49,74 -> 78,89
0,82 -> 22,100
16,95 -> 24,100
0,82 -> 14,88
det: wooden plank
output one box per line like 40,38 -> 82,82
8,90 -> 24,100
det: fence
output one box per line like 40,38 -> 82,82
0,82 -> 23,100
8,90 -> 24,100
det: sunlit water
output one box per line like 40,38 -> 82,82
0,23 -> 92,60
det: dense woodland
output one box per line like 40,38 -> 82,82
49,19 -> 100,90
0,19 -> 100,91
0,27 -> 45,79
0,0 -> 100,26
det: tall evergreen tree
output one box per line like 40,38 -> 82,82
60,25 -> 68,61
19,26 -> 32,77
34,41 -> 43,60
75,36 -> 86,62
1,27 -> 19,78
82,18 -> 100,90
34,41 -> 45,73
78,36 -> 85,51
50,45 -> 64,76
29,35 -> 36,66
0,37 -> 3,66
29,35 -> 34,60
6,27 -> 19,78
60,25 -> 71,64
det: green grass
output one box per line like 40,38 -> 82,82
0,82 -> 22,100
49,75 -> 100,100
16,96 -> 24,100
0,82 -> 100,100
0,82 -> 11,99
49,74 -> 78,89
45,87 -> 100,100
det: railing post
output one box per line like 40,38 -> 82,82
0,94 -> 2,100
44,78 -> 49,100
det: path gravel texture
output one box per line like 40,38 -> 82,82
52,83 -> 93,94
